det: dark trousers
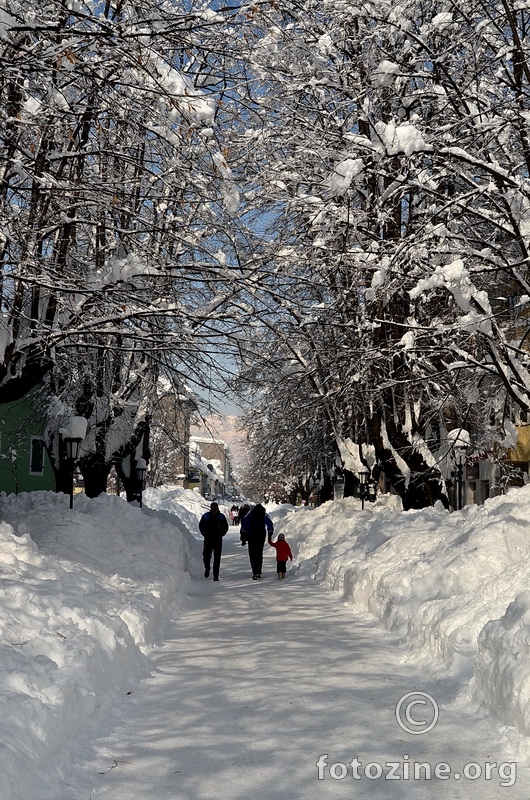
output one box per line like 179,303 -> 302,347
248,536 -> 266,576
276,560 -> 287,575
203,535 -> 223,578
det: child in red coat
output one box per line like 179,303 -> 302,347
268,532 -> 293,579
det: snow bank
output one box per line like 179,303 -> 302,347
143,484 -> 210,535
271,487 -> 530,740
5,480 -> 530,795
0,489 -> 199,800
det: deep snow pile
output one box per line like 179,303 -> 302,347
142,484 -> 210,535
2,484 -> 530,799
271,487 -> 530,742
0,489 -> 204,800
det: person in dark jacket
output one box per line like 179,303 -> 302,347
199,502 -> 229,581
268,532 -> 293,579
241,503 -> 273,579
238,503 -> 251,546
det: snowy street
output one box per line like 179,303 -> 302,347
2,487 -> 530,799
4,1 -> 530,796
57,525 -> 525,800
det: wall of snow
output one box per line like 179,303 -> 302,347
272,488 -> 530,740
0,490 -> 198,800
4,481 -> 530,795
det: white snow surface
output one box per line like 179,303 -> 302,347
2,486 -> 530,797
328,158 -> 364,195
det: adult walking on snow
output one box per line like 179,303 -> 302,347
238,503 -> 251,546
199,502 -> 229,581
241,503 -> 273,580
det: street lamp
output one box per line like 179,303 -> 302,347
136,457 -> 147,509
64,435 -> 82,510
358,467 -> 369,511
448,430 -> 470,511
61,415 -> 87,510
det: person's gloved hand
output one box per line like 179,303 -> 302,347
241,541 -> 246,546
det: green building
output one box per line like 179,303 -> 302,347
0,392 -> 55,495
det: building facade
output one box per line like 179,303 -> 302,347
0,393 -> 55,494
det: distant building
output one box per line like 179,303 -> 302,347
188,436 -> 236,497
147,389 -> 194,488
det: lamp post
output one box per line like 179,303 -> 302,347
64,436 -> 82,510
60,416 -> 87,510
454,447 -> 467,511
449,432 -> 470,511
358,467 -> 369,510
136,457 -> 147,509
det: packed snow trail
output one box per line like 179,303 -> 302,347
58,527 -> 527,799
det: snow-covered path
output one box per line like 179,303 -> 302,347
60,527 -> 525,799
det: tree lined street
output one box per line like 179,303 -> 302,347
57,525 -> 520,800
2,0 -> 530,505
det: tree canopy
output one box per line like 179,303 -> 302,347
2,0 -> 530,506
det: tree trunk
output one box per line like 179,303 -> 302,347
53,459 -> 74,496
80,452 -> 112,498
343,468 -> 355,497
368,411 -> 449,510
0,349 -> 53,403
115,461 -> 142,503
400,475 -> 450,511
319,474 -> 333,503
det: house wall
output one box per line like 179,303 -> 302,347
197,441 -> 228,476
187,436 -> 236,497
170,401 -> 191,481
191,439 -> 229,485
0,394 -> 55,495
507,424 -> 530,463
148,396 -> 191,487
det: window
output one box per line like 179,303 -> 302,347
30,438 -> 44,475
466,461 -> 480,481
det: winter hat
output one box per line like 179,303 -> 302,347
277,533 -> 285,540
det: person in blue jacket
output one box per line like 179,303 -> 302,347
241,503 -> 273,580
199,502 -> 229,581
